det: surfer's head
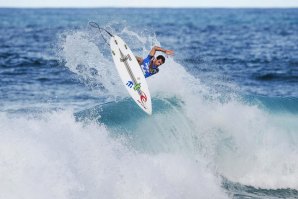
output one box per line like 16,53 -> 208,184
153,55 -> 165,67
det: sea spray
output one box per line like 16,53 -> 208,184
0,111 -> 228,199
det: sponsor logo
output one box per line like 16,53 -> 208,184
126,80 -> 133,88
140,92 -> 147,103
133,83 -> 141,90
126,81 -> 142,92
137,90 -> 147,109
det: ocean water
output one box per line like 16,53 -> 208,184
1,8 -> 298,199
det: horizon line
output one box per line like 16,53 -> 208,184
1,6 -> 298,9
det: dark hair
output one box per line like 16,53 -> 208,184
156,55 -> 165,63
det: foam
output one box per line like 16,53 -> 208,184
0,111 -> 228,199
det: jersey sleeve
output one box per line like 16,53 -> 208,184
142,55 -> 153,63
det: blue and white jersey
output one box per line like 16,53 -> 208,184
141,55 -> 159,78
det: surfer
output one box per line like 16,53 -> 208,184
136,46 -> 174,78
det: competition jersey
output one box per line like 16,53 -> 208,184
140,55 -> 159,78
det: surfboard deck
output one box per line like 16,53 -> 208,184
110,35 -> 152,115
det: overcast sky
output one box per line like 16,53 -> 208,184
1,0 -> 298,8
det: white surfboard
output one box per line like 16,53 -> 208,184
110,35 -> 152,115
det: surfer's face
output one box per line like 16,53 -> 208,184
154,58 -> 164,66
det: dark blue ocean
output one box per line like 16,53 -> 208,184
1,8 -> 298,199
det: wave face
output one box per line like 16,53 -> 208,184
1,8 -> 298,199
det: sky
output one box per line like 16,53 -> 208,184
1,0 -> 298,8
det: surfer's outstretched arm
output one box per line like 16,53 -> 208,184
149,46 -> 174,57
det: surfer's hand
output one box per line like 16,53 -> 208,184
165,49 -> 174,56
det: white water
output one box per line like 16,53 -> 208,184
0,111 -> 227,199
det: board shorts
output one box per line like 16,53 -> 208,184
141,55 -> 159,78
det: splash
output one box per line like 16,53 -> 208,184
0,111 -> 228,199
58,30 -> 126,99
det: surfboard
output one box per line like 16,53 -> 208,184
110,35 -> 152,115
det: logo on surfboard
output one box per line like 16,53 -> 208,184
126,80 -> 142,91
126,80 -> 147,109
126,80 -> 133,88
137,90 -> 148,109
